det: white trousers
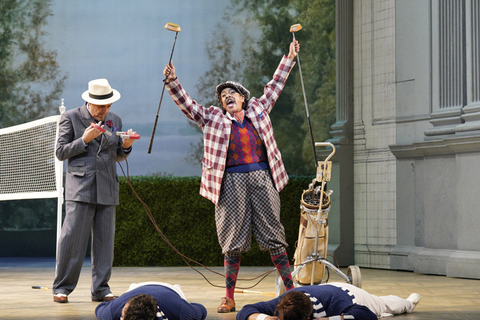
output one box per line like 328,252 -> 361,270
321,283 -> 415,318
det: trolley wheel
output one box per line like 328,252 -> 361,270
346,265 -> 362,288
275,270 -> 286,297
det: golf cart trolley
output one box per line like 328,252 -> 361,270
275,142 -> 362,296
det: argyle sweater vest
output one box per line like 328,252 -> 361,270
226,118 -> 267,171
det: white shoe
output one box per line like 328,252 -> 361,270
406,293 -> 421,309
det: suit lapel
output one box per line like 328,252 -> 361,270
98,114 -> 117,154
222,113 -> 232,144
80,103 -> 94,129
79,103 -> 105,153
246,107 -> 263,138
98,135 -> 105,155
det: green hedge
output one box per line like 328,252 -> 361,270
114,175 -> 313,267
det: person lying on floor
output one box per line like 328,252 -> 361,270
95,282 -> 207,320
236,282 -> 421,320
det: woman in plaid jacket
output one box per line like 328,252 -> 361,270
163,39 -> 300,313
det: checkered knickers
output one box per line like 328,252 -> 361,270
215,170 -> 288,256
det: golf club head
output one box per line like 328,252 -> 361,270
164,22 -> 181,32
290,23 -> 302,33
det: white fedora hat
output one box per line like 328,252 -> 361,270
81,78 -> 121,105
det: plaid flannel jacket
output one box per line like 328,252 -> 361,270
165,56 -> 295,204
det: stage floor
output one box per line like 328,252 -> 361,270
0,258 -> 479,319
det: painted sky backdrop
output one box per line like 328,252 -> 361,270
44,0 -> 234,176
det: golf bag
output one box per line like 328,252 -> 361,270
293,187 -> 331,285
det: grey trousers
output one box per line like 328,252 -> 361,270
52,201 -> 116,299
215,170 -> 288,255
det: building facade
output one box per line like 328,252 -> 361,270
332,0 -> 480,279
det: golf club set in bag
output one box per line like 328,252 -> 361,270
147,22 -> 362,296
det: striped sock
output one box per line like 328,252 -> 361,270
225,255 -> 241,300
271,251 -> 294,290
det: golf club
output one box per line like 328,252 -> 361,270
290,23 -> 318,167
147,22 -> 181,154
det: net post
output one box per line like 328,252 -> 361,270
55,99 -> 65,259
59,98 -> 66,114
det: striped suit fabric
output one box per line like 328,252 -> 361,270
53,103 -> 129,299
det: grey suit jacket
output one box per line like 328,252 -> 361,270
56,103 -> 130,205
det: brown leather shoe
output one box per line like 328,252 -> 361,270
53,294 -> 68,303
217,297 -> 235,313
92,293 -> 119,302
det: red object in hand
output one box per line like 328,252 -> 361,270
126,133 -> 141,140
116,132 -> 141,140
91,122 -> 106,132
91,122 -> 112,136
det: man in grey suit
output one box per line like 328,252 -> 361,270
53,78 -> 136,303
